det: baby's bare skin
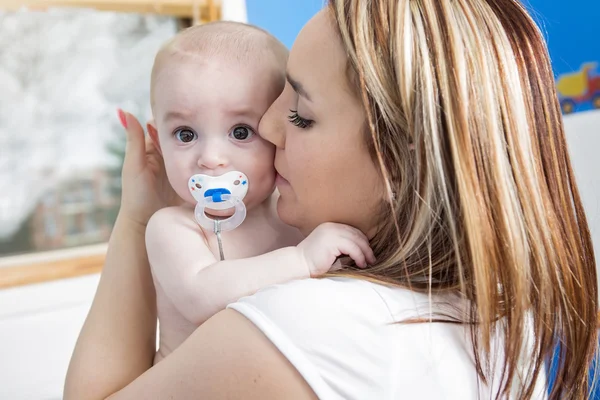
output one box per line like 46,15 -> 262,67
149,193 -> 304,363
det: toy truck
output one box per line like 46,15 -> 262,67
556,63 -> 600,114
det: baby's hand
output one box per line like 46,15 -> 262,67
297,223 -> 376,277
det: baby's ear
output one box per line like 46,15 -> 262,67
146,119 -> 162,156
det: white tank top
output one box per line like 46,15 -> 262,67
227,277 -> 547,399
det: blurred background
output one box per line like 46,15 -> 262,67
0,0 -> 597,398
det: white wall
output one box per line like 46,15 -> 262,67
0,275 -> 99,400
563,109 -> 600,288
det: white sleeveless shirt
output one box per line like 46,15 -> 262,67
227,277 -> 547,399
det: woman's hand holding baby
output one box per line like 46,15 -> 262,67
117,110 -> 181,227
297,223 -> 376,277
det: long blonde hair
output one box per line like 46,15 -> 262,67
328,0 -> 598,398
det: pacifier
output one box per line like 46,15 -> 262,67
188,171 -> 249,232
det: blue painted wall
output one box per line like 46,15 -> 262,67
246,0 -> 324,49
525,0 -> 598,77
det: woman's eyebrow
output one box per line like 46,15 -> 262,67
286,73 -> 312,102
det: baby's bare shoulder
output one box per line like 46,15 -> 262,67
146,205 -> 213,259
148,206 -> 196,228
146,206 -> 205,245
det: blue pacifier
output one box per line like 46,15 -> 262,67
188,171 -> 249,233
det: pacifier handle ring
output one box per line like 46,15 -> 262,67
194,194 -> 247,260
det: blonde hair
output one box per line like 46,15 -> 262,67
328,0 -> 598,398
150,21 -> 288,105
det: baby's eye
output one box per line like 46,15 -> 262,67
230,125 -> 254,141
174,128 -> 197,143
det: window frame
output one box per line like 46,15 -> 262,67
0,0 -> 221,288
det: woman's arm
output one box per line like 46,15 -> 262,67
64,215 -> 157,400
106,309 -> 318,400
64,111 -> 178,399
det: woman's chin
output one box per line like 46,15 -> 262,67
276,196 -> 302,230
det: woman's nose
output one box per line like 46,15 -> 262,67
259,95 -> 286,149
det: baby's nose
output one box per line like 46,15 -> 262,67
198,141 -> 227,170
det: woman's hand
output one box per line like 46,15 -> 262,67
118,109 -> 180,227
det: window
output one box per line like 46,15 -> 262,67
44,214 -> 57,239
0,7 -> 178,259
0,1 -> 223,288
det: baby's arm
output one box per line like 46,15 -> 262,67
146,207 -> 309,326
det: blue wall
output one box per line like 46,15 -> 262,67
246,0 -> 324,49
525,0 -> 598,77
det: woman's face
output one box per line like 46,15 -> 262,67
259,10 -> 384,236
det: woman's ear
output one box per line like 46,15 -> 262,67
146,120 -> 162,156
381,179 -> 396,205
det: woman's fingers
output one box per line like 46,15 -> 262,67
118,109 -> 146,171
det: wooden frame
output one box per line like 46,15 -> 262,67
0,244 -> 107,289
0,0 -> 222,289
2,0 -> 221,25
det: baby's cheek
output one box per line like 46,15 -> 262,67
251,160 -> 276,184
174,183 -> 196,205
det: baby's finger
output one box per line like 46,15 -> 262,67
338,228 -> 375,265
337,239 -> 367,268
355,238 -> 376,265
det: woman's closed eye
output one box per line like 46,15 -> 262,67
288,109 -> 314,129
229,125 -> 255,141
173,127 -> 198,143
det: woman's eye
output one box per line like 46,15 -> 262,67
174,128 -> 197,143
288,110 -> 314,129
230,126 -> 254,141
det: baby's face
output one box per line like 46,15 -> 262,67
152,56 -> 283,211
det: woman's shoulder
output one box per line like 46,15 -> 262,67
230,276 -> 464,327
233,276 -> 401,321
227,277 -> 485,399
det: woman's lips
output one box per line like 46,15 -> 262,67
275,173 -> 290,187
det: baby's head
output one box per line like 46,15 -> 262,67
148,21 -> 288,211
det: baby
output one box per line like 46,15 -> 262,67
145,21 -> 375,363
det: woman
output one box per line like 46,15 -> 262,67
64,1 -> 597,399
